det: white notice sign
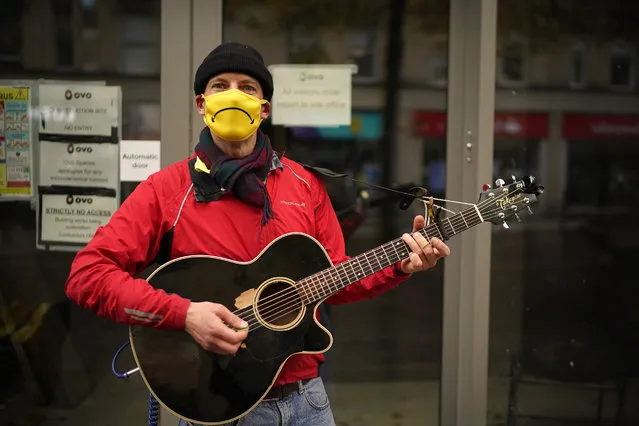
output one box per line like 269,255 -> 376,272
120,140 -> 161,181
269,65 -> 353,126
38,85 -> 119,137
40,193 -> 117,244
39,141 -> 119,188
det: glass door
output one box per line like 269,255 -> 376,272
223,1 -> 451,424
487,2 -> 639,425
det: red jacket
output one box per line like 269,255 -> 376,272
65,154 -> 410,386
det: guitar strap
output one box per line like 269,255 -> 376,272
300,162 -> 431,214
152,183 -> 194,266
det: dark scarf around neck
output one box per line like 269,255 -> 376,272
190,128 -> 275,226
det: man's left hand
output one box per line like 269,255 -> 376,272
399,215 -> 451,275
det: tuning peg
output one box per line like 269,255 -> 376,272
495,179 -> 505,187
527,206 -> 534,215
511,175 -> 517,182
502,221 -> 509,229
514,213 -> 521,222
482,183 -> 491,191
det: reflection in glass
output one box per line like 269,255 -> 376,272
0,2 -> 22,64
223,1 -> 449,424
0,1 -> 161,425
488,1 -> 639,425
570,44 -> 586,88
500,39 -> 526,84
610,42 -> 634,90
347,28 -> 378,81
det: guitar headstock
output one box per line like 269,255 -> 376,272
476,176 -> 544,228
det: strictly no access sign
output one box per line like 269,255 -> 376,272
268,64 -> 356,127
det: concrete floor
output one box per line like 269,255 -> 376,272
4,374 -> 639,426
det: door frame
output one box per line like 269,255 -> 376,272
441,0 -> 497,425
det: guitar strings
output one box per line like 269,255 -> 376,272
242,187 -> 522,318
232,192 -> 496,320
241,202 -> 515,333
235,188 -> 524,330
236,188 -> 526,331
241,199 -> 521,332
237,191 -> 522,331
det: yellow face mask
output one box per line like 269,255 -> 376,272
201,89 -> 267,142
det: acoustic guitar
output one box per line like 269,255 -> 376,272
129,176 -> 543,425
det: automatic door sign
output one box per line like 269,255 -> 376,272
120,140 -> 161,182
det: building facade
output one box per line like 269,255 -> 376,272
1,2 -> 638,426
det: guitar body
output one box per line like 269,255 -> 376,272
129,233 -> 334,425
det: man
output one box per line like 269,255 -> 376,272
64,42 -> 450,426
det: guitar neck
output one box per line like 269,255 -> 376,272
298,204 -> 485,304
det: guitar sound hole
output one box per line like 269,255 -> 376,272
256,280 -> 304,330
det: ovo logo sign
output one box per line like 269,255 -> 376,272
299,71 -> 324,82
66,144 -> 93,154
64,89 -> 92,100
66,195 -> 93,205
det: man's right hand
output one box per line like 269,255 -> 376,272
184,302 -> 248,355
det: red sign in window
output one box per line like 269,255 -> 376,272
563,114 -> 639,140
413,111 -> 549,139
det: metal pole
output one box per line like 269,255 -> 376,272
380,0 -> 406,241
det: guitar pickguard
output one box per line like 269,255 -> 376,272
234,288 -> 256,310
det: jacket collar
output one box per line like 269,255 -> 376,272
190,151 -> 283,203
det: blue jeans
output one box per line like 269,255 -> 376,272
177,377 -> 335,426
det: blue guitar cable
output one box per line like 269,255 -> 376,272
111,341 -> 160,426
148,393 -> 160,426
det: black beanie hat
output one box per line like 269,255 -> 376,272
193,42 -> 274,100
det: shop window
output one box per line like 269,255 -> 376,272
126,103 -> 161,140
81,0 -> 99,38
569,43 -> 586,89
51,0 -> 73,15
287,26 -> 327,64
566,145 -> 639,209
286,25 -> 377,81
116,0 -> 159,16
347,28 -> 378,82
0,2 -> 23,65
498,36 -> 528,88
429,36 -> 448,87
82,62 -> 99,72
610,41 -> 635,91
120,46 -> 159,75
55,25 -> 74,69
53,0 -> 74,70
119,15 -> 160,75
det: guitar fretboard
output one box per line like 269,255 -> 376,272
297,204 -> 484,304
